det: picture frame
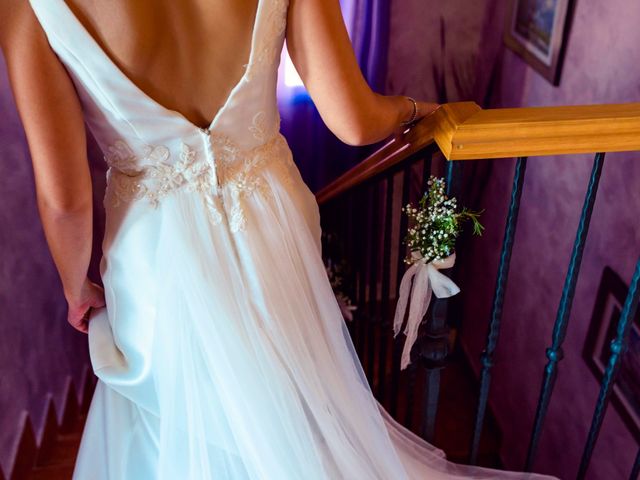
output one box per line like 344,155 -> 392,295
504,0 -> 575,85
583,267 -> 640,441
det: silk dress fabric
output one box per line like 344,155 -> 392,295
28,1 -> 559,479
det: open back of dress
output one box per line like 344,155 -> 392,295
28,1 -> 557,478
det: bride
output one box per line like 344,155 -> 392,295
1,0 -> 557,478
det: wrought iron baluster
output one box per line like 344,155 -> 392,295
445,158 -> 458,197
391,165 -> 412,417
355,187 -> 364,353
630,448 -> 640,480
469,157 -> 528,464
377,174 -> 395,402
525,152 -> 605,470
355,184 -> 369,357
417,157 -> 462,441
366,181 -> 382,383
344,190 -> 357,339
416,153 -> 449,442
404,360 -> 418,427
418,297 -> 449,442
577,257 -> 640,480
401,155 -> 438,431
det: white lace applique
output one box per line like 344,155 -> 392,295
104,132 -> 294,233
215,130 -> 292,231
246,0 -> 288,80
249,111 -> 267,141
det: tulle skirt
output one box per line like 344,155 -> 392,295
75,150 -> 557,480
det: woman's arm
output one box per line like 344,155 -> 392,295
285,0 -> 439,146
1,2 -> 104,333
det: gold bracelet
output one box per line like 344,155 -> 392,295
400,96 -> 418,126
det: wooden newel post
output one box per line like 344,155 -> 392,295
417,296 -> 451,442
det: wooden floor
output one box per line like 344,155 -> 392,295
370,347 -> 503,467
28,411 -> 87,480
27,351 -> 501,479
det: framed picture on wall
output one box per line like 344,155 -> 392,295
504,0 -> 575,85
584,267 -> 640,441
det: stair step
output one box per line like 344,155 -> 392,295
30,463 -> 75,480
37,434 -> 82,466
29,414 -> 86,478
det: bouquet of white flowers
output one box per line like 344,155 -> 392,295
393,176 -> 483,370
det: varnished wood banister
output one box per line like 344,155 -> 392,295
445,102 -> 640,160
314,105 -> 443,204
313,100 -> 640,477
315,101 -> 640,204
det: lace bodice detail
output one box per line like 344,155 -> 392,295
104,128 -> 295,233
29,0 -> 294,233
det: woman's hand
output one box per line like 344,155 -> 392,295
399,98 -> 441,126
286,0 -> 446,145
392,98 -> 442,139
66,278 -> 106,334
415,101 -> 442,122
3,2 -> 95,322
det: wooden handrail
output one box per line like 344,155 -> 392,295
439,101 -> 640,160
315,101 -> 640,204
314,112 -> 439,205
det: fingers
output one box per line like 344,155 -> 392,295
76,320 -> 88,334
68,314 -> 89,334
89,297 -> 106,309
66,278 -> 106,334
67,305 -> 92,334
88,282 -> 106,308
395,102 -> 442,138
416,102 -> 441,120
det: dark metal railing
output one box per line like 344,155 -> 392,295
315,102 -> 640,478
579,257 -> 640,479
525,152 -> 605,469
469,156 -> 528,464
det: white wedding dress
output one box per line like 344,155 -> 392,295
29,1 -> 558,479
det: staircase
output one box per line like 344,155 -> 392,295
26,361 -> 498,478
29,413 -> 86,480
315,101 -> 640,478
20,101 -> 640,479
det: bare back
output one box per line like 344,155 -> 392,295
65,0 -> 259,129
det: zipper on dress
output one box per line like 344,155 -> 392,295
198,126 -> 220,195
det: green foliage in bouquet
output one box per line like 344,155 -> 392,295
402,176 -> 484,265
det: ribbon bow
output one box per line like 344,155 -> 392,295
392,251 -> 460,370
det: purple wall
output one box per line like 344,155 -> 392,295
0,51 -> 105,477
387,0 -> 640,479
387,0 -> 490,104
